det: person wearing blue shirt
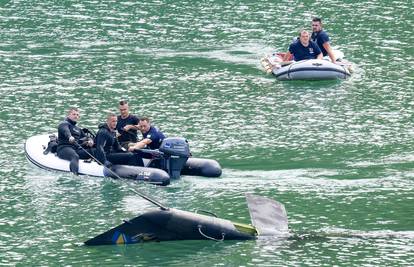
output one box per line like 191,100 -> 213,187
311,17 -> 336,63
128,117 -> 165,151
95,113 -> 144,167
283,30 -> 322,62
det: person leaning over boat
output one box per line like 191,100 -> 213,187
128,117 -> 165,151
311,17 -> 336,63
95,112 -> 144,168
116,100 -> 140,149
57,107 -> 94,175
283,30 -> 322,62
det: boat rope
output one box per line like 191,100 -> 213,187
75,143 -> 169,211
197,225 -> 225,241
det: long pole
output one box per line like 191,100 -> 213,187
76,143 -> 169,210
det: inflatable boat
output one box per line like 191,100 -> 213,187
84,194 -> 289,245
24,134 -> 222,186
261,50 -> 353,81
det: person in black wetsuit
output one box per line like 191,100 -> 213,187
95,112 -> 144,167
57,107 -> 95,175
116,100 -> 140,149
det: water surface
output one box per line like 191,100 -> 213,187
0,1 -> 413,266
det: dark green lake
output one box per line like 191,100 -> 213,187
0,1 -> 413,266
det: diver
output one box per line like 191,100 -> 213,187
95,112 -> 144,168
56,107 -> 95,175
116,100 -> 140,149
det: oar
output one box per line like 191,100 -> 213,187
75,143 -> 169,211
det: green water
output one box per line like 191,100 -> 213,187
1,0 -> 413,266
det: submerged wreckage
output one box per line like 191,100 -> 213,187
84,194 -> 289,245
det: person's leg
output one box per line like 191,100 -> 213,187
57,146 -> 80,174
119,141 -> 131,150
107,152 -> 144,166
77,147 -> 95,160
129,152 -> 144,166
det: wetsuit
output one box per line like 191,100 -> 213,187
95,123 -> 143,167
288,39 -> 322,61
56,118 -> 94,174
311,30 -> 330,57
116,114 -> 140,149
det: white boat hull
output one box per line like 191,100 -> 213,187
24,134 -> 170,185
261,50 -> 352,81
273,59 -> 350,80
25,134 -> 105,176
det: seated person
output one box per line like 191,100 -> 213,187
311,17 -> 336,62
128,117 -> 165,152
95,113 -> 143,167
57,107 -> 94,175
116,100 -> 140,149
283,30 -> 322,62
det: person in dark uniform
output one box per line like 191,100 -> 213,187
283,30 -> 322,62
57,107 -> 94,175
128,117 -> 165,151
311,17 -> 336,63
95,112 -> 144,167
116,100 -> 140,149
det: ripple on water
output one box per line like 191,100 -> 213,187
1,0 -> 414,266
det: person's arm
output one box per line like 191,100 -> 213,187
312,41 -> 323,60
86,138 -> 94,147
58,122 -> 77,144
283,51 -> 292,62
123,124 -> 139,131
95,132 -> 108,165
123,116 -> 140,132
316,52 -> 323,60
323,42 -> 336,62
128,138 -> 152,151
114,138 -> 125,152
59,122 -> 73,141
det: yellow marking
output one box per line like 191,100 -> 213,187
233,222 -> 258,236
116,234 -> 125,244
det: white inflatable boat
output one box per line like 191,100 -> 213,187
24,134 -> 171,185
25,134 -> 222,186
261,50 -> 353,81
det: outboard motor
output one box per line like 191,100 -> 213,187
158,137 -> 190,179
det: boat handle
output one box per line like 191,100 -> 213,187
197,225 -> 225,241
194,209 -> 218,217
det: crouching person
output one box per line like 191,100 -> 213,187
57,107 -> 94,175
128,117 -> 165,151
95,112 -> 144,168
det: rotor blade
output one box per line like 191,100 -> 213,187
246,194 -> 289,236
